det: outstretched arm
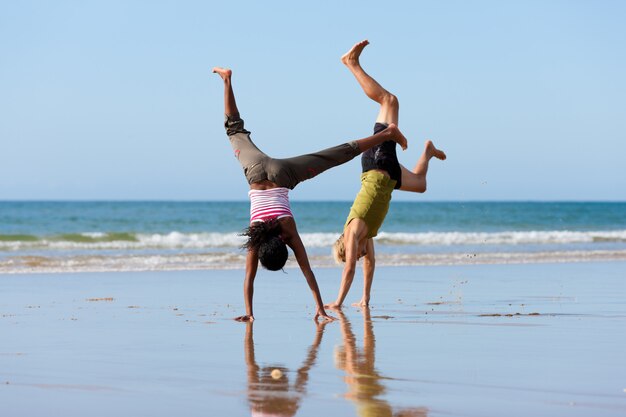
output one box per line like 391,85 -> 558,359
327,245 -> 357,309
291,238 -> 335,322
353,239 -> 375,308
283,222 -> 335,321
326,222 -> 366,309
235,249 -> 258,321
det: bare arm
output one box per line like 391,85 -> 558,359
354,239 -> 375,308
327,222 -> 366,309
282,220 -> 335,321
235,249 -> 258,321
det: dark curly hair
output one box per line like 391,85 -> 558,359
241,219 -> 288,271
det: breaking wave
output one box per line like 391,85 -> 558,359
1,230 -> 626,251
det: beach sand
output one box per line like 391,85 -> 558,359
1,262 -> 625,416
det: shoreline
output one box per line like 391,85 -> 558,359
1,249 -> 626,275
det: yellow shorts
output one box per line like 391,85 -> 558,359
344,171 -> 396,238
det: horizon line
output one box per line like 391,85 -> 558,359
1,199 -> 625,204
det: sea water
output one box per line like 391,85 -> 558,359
1,201 -> 625,273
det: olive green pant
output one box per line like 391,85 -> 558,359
225,114 -> 361,190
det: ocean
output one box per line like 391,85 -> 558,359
1,201 -> 625,273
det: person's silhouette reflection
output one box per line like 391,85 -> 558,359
244,321 -> 328,417
335,309 -> 428,417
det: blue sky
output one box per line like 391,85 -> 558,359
1,0 -> 625,201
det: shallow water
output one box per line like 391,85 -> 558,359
1,262 -> 626,416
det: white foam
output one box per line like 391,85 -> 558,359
374,230 -> 626,246
2,249 -> 625,274
0,230 -> 625,251
0,232 -> 245,251
81,232 -> 107,238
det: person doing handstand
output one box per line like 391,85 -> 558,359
326,40 -> 446,310
213,66 -> 408,322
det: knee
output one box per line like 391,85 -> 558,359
381,93 -> 399,111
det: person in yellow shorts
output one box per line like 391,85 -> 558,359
326,40 -> 447,309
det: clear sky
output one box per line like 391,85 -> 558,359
1,0 -> 625,201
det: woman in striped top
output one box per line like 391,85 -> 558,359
213,66 -> 408,322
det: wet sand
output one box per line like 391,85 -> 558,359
1,262 -> 626,416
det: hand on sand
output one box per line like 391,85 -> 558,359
234,314 -> 255,322
351,301 -> 370,308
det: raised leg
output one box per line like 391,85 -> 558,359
342,40 -> 399,125
212,67 -> 239,116
399,140 -> 447,193
354,123 -> 406,151
280,123 -> 409,188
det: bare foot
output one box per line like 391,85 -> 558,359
324,302 -> 342,310
425,140 -> 446,160
341,40 -> 369,67
212,67 -> 232,81
385,123 -> 408,150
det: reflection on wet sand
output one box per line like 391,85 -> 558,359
244,321 -> 328,417
335,309 -> 429,417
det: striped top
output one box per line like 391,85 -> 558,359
248,187 -> 294,223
